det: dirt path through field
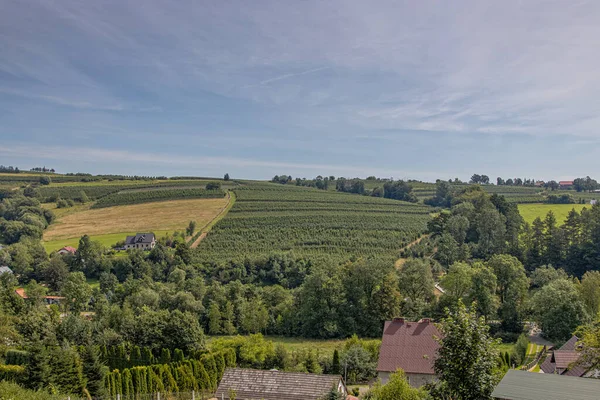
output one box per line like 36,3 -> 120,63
394,234 -> 429,269
190,191 -> 234,248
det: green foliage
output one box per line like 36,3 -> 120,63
206,181 -> 221,190
331,349 -> 340,375
510,334 -> 529,366
0,381 -> 64,400
0,364 -> 26,382
5,350 -> 29,366
434,300 -> 500,400
92,188 -> 225,208
530,279 -> 588,342
367,369 -> 428,400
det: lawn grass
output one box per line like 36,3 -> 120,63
495,342 -> 515,355
206,335 -> 381,355
42,197 -> 229,252
518,203 -> 587,225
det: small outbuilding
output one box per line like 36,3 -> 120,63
214,368 -> 347,400
492,369 -> 600,400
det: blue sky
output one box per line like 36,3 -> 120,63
1,1 -> 599,181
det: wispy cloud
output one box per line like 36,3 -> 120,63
253,67 -> 329,87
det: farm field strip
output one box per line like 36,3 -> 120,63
43,197 -> 230,251
518,203 -> 588,224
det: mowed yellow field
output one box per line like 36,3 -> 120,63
43,197 -> 229,248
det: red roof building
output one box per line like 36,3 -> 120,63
376,318 -> 441,387
57,246 -> 77,255
14,288 -> 65,305
559,181 -> 574,188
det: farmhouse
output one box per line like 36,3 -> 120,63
559,180 -> 574,189
492,369 -> 600,400
124,233 -> 156,250
57,246 -> 77,255
214,368 -> 347,400
376,318 -> 440,387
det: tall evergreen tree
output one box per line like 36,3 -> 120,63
82,345 -> 108,399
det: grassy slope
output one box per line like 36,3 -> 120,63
518,203 -> 587,224
43,197 -> 229,252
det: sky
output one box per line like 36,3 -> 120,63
1,0 -> 599,181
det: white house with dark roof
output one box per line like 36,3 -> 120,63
124,233 -> 156,250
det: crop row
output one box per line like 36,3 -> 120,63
195,186 -> 431,263
36,181 -> 221,201
92,189 -> 225,208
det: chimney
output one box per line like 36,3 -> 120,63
420,318 -> 431,324
392,317 -> 405,323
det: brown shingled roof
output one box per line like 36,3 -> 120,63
215,368 -> 345,400
559,336 -> 579,351
376,318 -> 441,375
554,350 -> 580,370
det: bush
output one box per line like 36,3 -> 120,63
56,199 -> 71,208
206,181 -> 221,190
546,194 -> 575,204
39,176 -> 51,185
510,334 -> 529,366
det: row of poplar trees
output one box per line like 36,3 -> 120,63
104,350 -> 235,397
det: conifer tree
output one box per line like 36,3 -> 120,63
332,349 -> 341,375
160,348 -> 171,364
25,341 -> 50,390
81,345 -> 108,399
174,348 -> 185,362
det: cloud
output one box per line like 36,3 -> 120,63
252,67 -> 329,87
0,143 -> 439,179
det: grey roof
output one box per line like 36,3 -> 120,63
492,369 -> 600,400
125,233 -> 155,245
0,266 -> 12,274
215,368 -> 344,400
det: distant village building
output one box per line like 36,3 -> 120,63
376,318 -> 440,387
559,180 -> 574,189
57,246 -> 77,255
124,233 -> 156,250
0,266 -> 13,275
492,369 -> 600,400
15,288 -> 65,305
591,200 -> 598,206
535,181 -> 545,187
214,368 -> 347,400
